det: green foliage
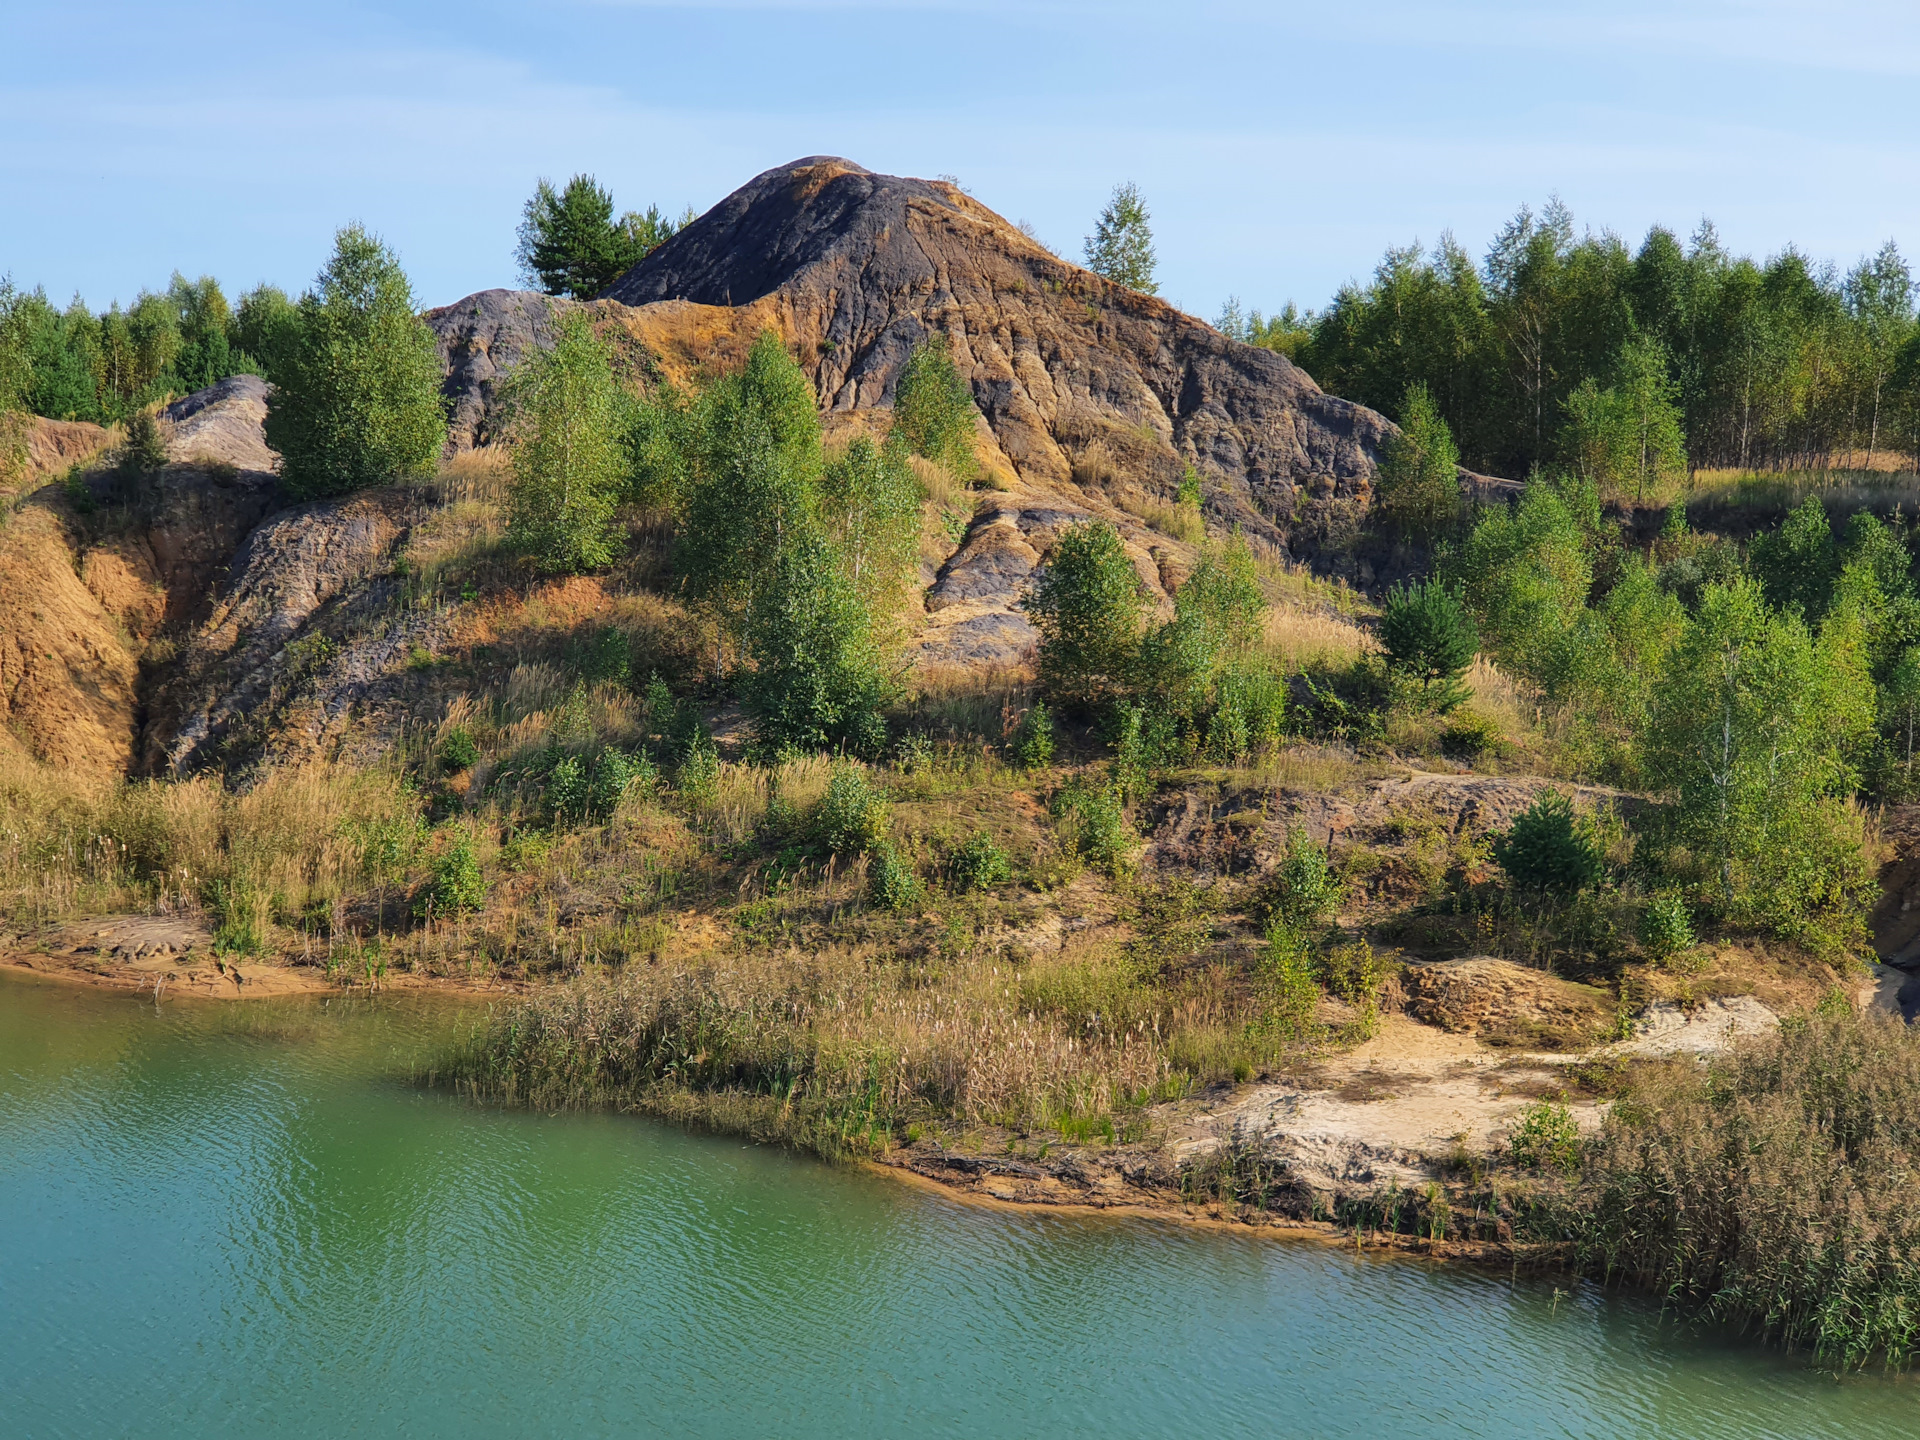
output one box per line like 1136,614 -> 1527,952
1026,520 -> 1147,711
0,279 -> 31,484
1379,579 -> 1477,712
891,333 -> 977,478
818,434 -> 922,629
675,331 -> 825,644
1267,831 -> 1342,931
418,831 -> 486,917
1542,558 -> 1687,782
817,764 -> 890,856
1640,889 -> 1695,960
232,284 -> 301,385
1138,533 -> 1266,718
1881,646 -> 1920,777
1050,778 -> 1135,877
1747,496 -> 1835,619
117,407 -> 169,475
1574,1010 -> 1920,1367
438,726 -> 480,771
947,831 -> 1012,892
265,224 -> 446,499
1083,182 -> 1158,294
1295,201 -> 1919,480
515,174 -> 681,299
741,529 -> 892,755
1216,297 -> 1316,360
1508,1101 -> 1581,1172
1254,921 -> 1321,1042
166,274 -> 234,392
1176,463 -> 1202,509
504,311 -> 624,573
1493,792 -> 1603,893
1375,382 -> 1461,539
867,841 -> 921,910
1560,335 -> 1688,501
1643,579 -> 1876,936
1010,701 -> 1055,769
1452,477 -> 1594,680
675,730 -> 720,801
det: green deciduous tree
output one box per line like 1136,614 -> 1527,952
1643,579 -> 1876,937
1748,496 -> 1836,619
0,278 -> 31,485
1374,381 -> 1461,539
891,333 -> 977,477
675,331 -> 824,649
1561,335 -> 1689,500
265,224 -> 447,499
819,434 -> 922,634
166,274 -> 233,392
233,284 -> 302,385
1452,478 -> 1595,679
742,530 -> 892,755
1379,579 -> 1478,712
1025,520 -> 1147,711
1083,182 -> 1157,295
504,311 -> 624,573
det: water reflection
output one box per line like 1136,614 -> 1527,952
2,972 -> 1911,1440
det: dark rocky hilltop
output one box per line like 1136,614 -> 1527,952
433,157 -> 1400,555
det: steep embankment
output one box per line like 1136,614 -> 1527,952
427,156 -> 1412,666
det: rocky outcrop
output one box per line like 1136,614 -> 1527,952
140,488 -> 423,776
162,374 -> 276,472
432,158 -> 1397,547
596,158 -> 1395,535
424,158 -> 1416,666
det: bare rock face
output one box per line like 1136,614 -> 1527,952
141,489 -> 420,776
429,289 -> 565,451
162,375 -> 276,473
596,158 -> 1394,538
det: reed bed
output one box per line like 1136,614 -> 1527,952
1563,1009 -> 1920,1368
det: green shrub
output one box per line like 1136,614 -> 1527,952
545,755 -> 590,823
118,407 -> 169,475
1509,1101 -> 1580,1172
675,732 -> 720,802
868,840 -> 922,910
1051,779 -> 1134,877
1011,701 -> 1055,768
418,832 -> 486,917
1640,889 -> 1695,960
505,313 -> 624,574
439,726 -> 481,772
1026,520 -> 1147,711
892,333 -> 977,479
948,831 -> 1012,892
1493,792 -> 1602,893
1267,831 -> 1342,931
567,625 -> 632,686
818,764 -> 890,856
1253,921 -> 1320,1042
1439,711 -> 1502,761
1375,381 -> 1461,540
1380,578 -> 1478,713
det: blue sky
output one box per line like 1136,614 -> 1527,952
4,0 -> 1918,321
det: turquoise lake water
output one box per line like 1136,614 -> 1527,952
1,971 -> 1913,1438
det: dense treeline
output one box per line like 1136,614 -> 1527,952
1224,203 -> 1920,483
0,271 -> 300,429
